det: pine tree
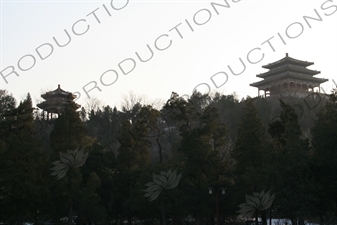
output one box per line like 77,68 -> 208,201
268,100 -> 315,224
49,98 -> 95,225
233,99 -> 263,169
0,93 -> 47,224
112,106 -> 154,219
311,91 -> 337,222
163,92 -> 229,223
232,98 -> 273,225
50,99 -> 94,153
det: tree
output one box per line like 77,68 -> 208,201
49,99 -> 96,225
50,99 -> 94,152
0,90 -> 17,145
0,90 -> 16,116
86,105 -> 121,157
143,169 -> 183,225
0,93 -> 48,224
112,106 -> 153,220
237,190 -> 275,224
133,105 -> 163,162
209,93 -> 241,140
268,100 -> 315,224
163,92 -> 229,224
83,141 -> 116,222
311,90 -> 337,223
232,98 -> 268,181
232,98 -> 273,225
76,172 -> 107,224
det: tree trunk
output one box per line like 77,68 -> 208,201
157,138 -> 163,163
261,211 -> 267,225
290,218 -> 296,225
298,218 -> 304,225
34,209 -> 40,225
17,211 -> 23,225
195,213 -> 201,225
210,213 -> 214,225
216,193 -> 220,225
172,213 -> 180,225
255,212 -> 259,225
68,196 -> 73,225
319,214 -> 323,225
161,202 -> 167,225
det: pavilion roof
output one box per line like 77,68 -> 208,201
257,64 -> 320,78
250,72 -> 328,87
41,84 -> 77,100
37,101 -> 81,111
262,53 -> 313,69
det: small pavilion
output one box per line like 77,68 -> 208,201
37,84 -> 80,120
250,53 -> 328,98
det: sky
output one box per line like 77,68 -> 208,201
1,0 -> 336,110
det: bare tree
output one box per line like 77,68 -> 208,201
121,91 -> 148,112
150,98 -> 166,110
84,97 -> 102,114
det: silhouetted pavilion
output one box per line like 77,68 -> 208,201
250,53 -> 328,98
37,84 -> 80,120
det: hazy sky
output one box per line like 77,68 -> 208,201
1,0 -> 336,109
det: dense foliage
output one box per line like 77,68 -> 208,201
0,90 -> 335,225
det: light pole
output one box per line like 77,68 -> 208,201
209,186 -> 226,225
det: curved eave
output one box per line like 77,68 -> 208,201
74,103 -> 81,109
41,93 -> 76,100
257,65 -> 320,78
37,102 -> 81,111
262,56 -> 313,69
250,72 -> 328,87
37,102 -> 48,109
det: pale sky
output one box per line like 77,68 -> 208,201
1,0 -> 336,109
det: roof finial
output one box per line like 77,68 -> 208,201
286,53 -> 288,57
58,84 -> 60,89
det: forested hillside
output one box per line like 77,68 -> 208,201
0,89 -> 336,225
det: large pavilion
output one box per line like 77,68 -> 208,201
250,53 -> 328,98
